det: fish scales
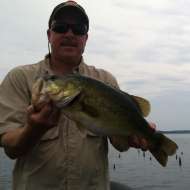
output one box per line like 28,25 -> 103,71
32,74 -> 178,167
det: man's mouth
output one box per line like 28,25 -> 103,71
60,42 -> 77,47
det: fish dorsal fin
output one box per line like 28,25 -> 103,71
131,95 -> 151,117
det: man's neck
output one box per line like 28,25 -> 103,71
50,56 -> 81,75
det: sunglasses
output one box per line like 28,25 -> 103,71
51,22 -> 88,35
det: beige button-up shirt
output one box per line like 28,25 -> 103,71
0,56 -> 119,190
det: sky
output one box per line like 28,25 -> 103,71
0,0 -> 190,131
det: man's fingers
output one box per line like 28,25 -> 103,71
148,122 -> 156,131
27,105 -> 35,114
26,100 -> 60,130
128,135 -> 140,148
140,138 -> 149,151
128,135 -> 150,151
38,103 -> 53,118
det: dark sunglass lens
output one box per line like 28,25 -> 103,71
72,24 -> 88,35
51,23 -> 69,33
51,23 -> 88,35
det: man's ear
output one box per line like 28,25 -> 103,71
47,29 -> 51,42
85,33 -> 88,41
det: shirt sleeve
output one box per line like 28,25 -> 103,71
0,67 -> 31,135
98,69 -> 120,89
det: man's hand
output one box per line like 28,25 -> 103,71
27,100 -> 60,132
110,122 -> 156,152
1,101 -> 60,159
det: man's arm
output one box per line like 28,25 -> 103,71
0,102 -> 60,159
0,125 -> 44,159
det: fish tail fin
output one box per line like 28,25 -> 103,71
149,133 -> 178,167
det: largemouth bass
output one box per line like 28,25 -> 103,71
32,74 -> 178,167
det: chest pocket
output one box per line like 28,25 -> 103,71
84,129 -> 108,156
40,126 -> 59,141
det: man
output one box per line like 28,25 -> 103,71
0,1 -> 155,190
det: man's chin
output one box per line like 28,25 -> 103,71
59,54 -> 81,64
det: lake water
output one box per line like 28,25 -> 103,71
109,134 -> 190,190
0,134 -> 189,190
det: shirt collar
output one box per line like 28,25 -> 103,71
42,54 -> 85,75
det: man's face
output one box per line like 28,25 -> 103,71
47,10 -> 88,63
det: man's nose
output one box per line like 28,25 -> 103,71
64,28 -> 75,36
